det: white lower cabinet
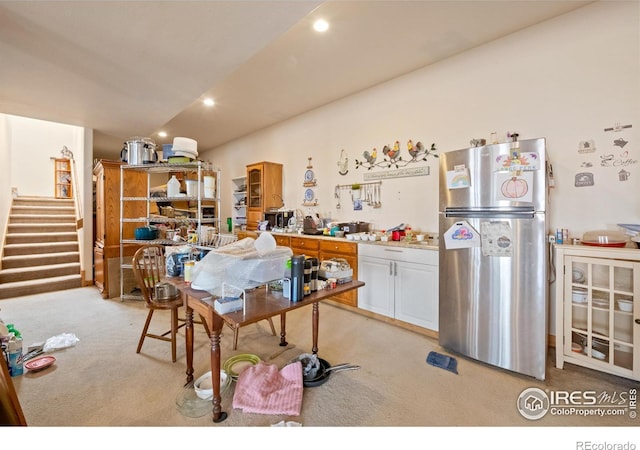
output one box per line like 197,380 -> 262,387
358,244 -> 439,331
555,245 -> 639,381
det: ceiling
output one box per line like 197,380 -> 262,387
0,0 -> 592,160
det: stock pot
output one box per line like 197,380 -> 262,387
121,137 -> 157,164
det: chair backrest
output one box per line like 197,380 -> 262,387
132,245 -> 166,304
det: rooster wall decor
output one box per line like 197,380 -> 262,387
355,140 -> 437,170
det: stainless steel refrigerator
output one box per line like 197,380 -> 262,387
438,138 -> 548,380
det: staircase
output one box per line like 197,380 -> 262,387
0,196 -> 82,299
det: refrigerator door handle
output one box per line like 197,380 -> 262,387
444,210 -> 536,219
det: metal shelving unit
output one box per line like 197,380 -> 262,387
119,161 -> 222,301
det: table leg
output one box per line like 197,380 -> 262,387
210,315 -> 227,423
184,294 -> 194,385
311,301 -> 319,354
279,312 -> 288,346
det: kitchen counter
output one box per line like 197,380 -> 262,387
261,230 -> 439,251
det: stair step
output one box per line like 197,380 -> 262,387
1,252 -> 80,269
0,262 -> 81,283
5,232 -> 78,244
12,205 -> 75,214
1,196 -> 82,298
3,241 -> 79,256
8,223 -> 77,233
13,197 -> 74,207
9,214 -> 76,224
0,275 -> 82,299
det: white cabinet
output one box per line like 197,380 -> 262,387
555,245 -> 640,381
231,176 -> 247,232
358,244 -> 439,331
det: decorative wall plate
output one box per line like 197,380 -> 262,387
304,169 -> 314,182
305,188 -> 315,202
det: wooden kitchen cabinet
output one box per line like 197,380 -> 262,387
290,236 -> 320,259
358,244 -> 439,331
273,234 -> 291,247
245,162 -> 283,231
277,234 -> 358,307
237,230 -> 258,240
555,245 -> 639,381
93,160 -> 146,298
319,240 -> 358,307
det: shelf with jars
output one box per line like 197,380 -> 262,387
118,161 -> 221,300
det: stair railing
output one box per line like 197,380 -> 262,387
60,146 -> 83,230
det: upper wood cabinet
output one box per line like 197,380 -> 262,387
246,162 -> 283,231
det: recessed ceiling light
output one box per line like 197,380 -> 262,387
158,131 -> 167,138
313,19 -> 329,33
203,98 -> 215,107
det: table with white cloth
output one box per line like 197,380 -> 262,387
167,278 -> 365,423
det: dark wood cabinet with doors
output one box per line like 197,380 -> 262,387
245,162 -> 283,231
93,160 -> 146,298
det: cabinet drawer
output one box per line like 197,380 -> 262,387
273,235 -> 290,247
320,240 -> 357,255
290,237 -> 320,251
358,243 -> 437,265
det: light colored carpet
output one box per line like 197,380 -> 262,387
1,287 -> 637,444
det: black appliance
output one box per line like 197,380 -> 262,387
264,210 -> 294,229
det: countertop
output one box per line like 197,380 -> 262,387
263,230 -> 439,251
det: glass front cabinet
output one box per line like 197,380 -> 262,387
555,245 -> 639,381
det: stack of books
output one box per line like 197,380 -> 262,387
214,296 -> 243,314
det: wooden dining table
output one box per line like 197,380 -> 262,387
167,278 -> 365,423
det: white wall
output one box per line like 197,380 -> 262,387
1,113 -> 93,282
206,1 -> 639,238
202,1 -> 640,334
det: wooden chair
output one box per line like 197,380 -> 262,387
1,355 -> 27,425
132,245 -> 188,362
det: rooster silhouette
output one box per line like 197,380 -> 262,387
362,148 -> 377,165
383,141 -> 400,160
408,140 -> 419,160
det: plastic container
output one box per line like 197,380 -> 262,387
167,175 -> 180,197
582,230 -> 627,247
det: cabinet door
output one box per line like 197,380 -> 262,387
358,256 -> 394,316
247,164 -> 262,210
395,260 -> 439,331
93,245 -> 107,298
321,249 -> 358,307
564,255 -> 639,379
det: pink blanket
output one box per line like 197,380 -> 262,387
232,361 -> 303,415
